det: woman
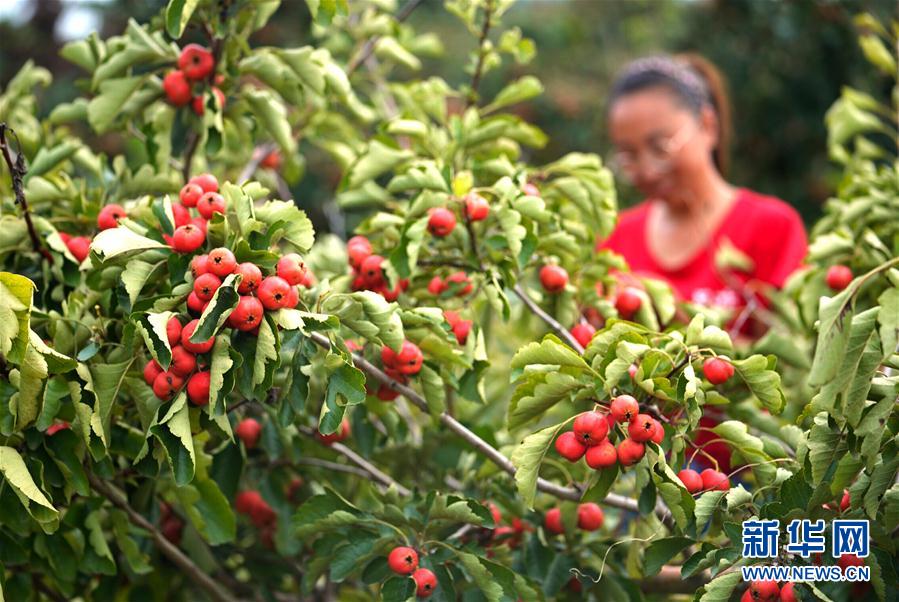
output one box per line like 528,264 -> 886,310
599,54 -> 807,325
598,54 -> 808,472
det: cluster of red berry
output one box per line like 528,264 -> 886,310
59,202 -> 130,262
315,418 -> 351,445
168,173 -> 224,253
142,316 -> 212,405
386,546 -> 437,598
742,580 -> 796,601
235,489 -> 277,548
346,236 -> 408,300
443,310 -> 472,345
370,341 -> 423,401
544,503 -> 604,534
426,271 -> 473,298
555,396 -> 663,469
159,502 -> 184,545
162,44 -> 225,116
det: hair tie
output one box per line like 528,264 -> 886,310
617,55 -> 710,107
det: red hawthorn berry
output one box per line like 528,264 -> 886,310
235,418 -> 263,449
387,546 -> 418,575
207,247 -> 237,277
346,235 -> 372,270
189,174 -> 218,193
171,224 -> 205,253
161,516 -> 184,545
166,316 -> 182,347
609,394 -> 639,423
162,70 -> 191,106
258,276 -> 291,310
577,502 -> 604,531
299,269 -> 315,288
186,371 -> 210,406
427,207 -> 457,237
235,262 -> 263,294
837,554 -> 864,569
779,582 -> 797,602
748,580 -> 780,601
152,371 -> 184,401
628,363 -> 638,379
464,193 -> 489,221
66,236 -> 91,262
190,254 -> 209,277
615,287 -> 643,319
825,264 -> 853,291
570,323 -> 596,348
97,204 -> 126,230
143,359 -> 163,386
649,419 -> 664,444
171,202 -> 191,228
452,319 -> 472,345
46,421 -> 70,436
741,590 -> 753,602
585,439 -> 617,469
840,489 -> 851,511
284,285 -> 300,309
261,149 -> 282,170
249,499 -> 276,528
626,414 -> 654,442
412,568 -> 437,598
617,438 -> 645,466
169,346 -> 197,377
544,508 -> 564,535
180,320 -> 215,354
191,87 -> 225,116
186,291 -> 207,316
445,271 -> 472,296
396,340 -> 424,375
197,191 -> 226,219
555,431 -> 587,462
178,44 -> 214,81
317,419 -> 350,445
677,469 -> 703,494
180,183 -> 204,207
428,276 -> 448,295
522,182 -> 540,197
702,357 -> 734,385
194,272 -> 222,302
286,476 -> 304,502
700,468 -> 730,491
568,578 -> 583,594
191,216 -> 208,234
228,296 -> 264,332
573,411 -> 609,446
359,254 -> 385,288
235,490 -> 263,515
276,253 -> 307,286
539,265 -> 568,293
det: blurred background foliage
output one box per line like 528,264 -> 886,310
2,0 -> 897,233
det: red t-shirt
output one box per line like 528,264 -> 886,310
597,187 -> 808,306
597,188 -> 808,472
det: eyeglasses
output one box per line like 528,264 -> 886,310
608,119 -> 697,177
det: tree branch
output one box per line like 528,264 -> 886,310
512,283 -> 585,353
0,123 -> 52,263
298,426 -> 412,496
87,473 -> 240,602
181,129 -> 201,182
238,142 -> 277,184
346,0 -> 426,75
466,0 -> 495,108
305,332 -> 662,520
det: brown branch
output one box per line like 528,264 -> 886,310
345,0 -> 426,75
305,332 -> 664,521
238,142 -> 277,183
87,473 -> 240,602
181,130 -> 201,182
0,123 -> 52,263
466,0 -> 495,108
512,283 -> 585,353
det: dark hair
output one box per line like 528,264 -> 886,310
608,53 -> 732,176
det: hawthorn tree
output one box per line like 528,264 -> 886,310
0,1 -> 897,601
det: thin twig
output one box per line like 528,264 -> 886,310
346,0 -> 426,75
238,142 -> 277,183
181,130 -> 201,182
299,426 -> 411,496
0,123 -> 52,262
512,283 -> 585,353
466,0 -> 495,108
294,457 -> 375,480
87,473 -> 239,602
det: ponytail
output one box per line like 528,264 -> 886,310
674,53 -> 732,177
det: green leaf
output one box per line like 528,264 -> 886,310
859,34 -> 897,75
697,570 -> 741,602
483,76 -> 543,113
643,537 -> 694,577
165,0 -> 200,38
192,273 -> 240,343
0,272 -> 35,363
330,532 -> 380,582
245,89 -> 297,157
293,488 -> 363,537
510,422 -> 566,509
320,359 -> 366,435
87,75 -> 153,133
254,200 -> 315,253
456,552 -> 503,602
508,372 -> 584,430
694,490 -> 725,532
0,446 -> 59,531
732,355 -> 785,414
511,335 -> 590,371
90,226 -> 167,263
176,477 -> 236,545
348,141 -> 413,189
380,576 -> 415,602
418,364 -> 446,417
151,394 -> 195,485
136,311 -> 175,368
208,335 -> 234,415
808,289 -> 853,386
122,260 -> 159,307
80,359 -> 135,442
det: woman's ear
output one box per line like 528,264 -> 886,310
700,105 -> 719,147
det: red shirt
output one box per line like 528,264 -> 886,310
598,188 -> 808,472
597,187 -> 808,307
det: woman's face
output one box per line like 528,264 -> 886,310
608,86 -> 718,204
